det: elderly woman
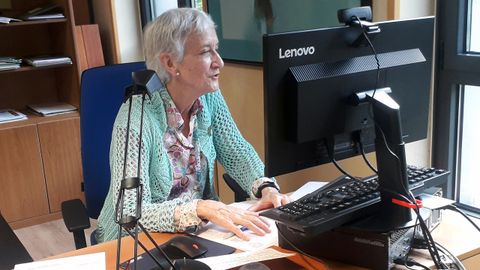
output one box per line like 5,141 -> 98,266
95,8 -> 290,243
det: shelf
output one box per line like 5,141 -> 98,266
0,0 -> 84,227
0,63 -> 73,75
0,18 -> 67,28
0,111 -> 80,130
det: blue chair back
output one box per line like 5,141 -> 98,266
80,62 -> 146,219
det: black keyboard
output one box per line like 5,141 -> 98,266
407,165 -> 448,193
260,165 -> 449,236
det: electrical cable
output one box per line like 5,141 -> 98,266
443,204 -> 480,232
435,241 -> 466,270
352,15 -> 380,98
385,189 -> 445,269
403,216 -> 420,269
353,15 -> 465,270
407,260 -> 431,270
325,138 -> 359,180
352,15 -> 448,269
353,16 -> 445,267
406,190 -> 447,269
331,157 -> 358,180
324,16 -> 382,181
358,138 -> 378,174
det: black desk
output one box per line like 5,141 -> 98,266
0,214 -> 32,269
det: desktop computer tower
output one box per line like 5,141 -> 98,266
277,189 -> 444,270
277,223 -> 416,269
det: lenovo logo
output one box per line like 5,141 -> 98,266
279,46 -> 315,59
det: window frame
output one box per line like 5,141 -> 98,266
433,0 -> 480,209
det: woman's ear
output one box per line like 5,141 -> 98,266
159,53 -> 178,77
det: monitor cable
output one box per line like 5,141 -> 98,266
358,139 -> 377,174
325,138 -> 359,180
397,191 -> 447,269
354,14 -> 454,270
401,216 -> 422,270
354,130 -> 378,174
441,204 -> 480,233
353,15 -> 380,98
434,241 -> 466,270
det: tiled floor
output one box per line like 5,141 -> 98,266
14,219 -> 97,260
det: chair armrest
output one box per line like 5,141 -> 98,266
61,199 -> 91,249
223,174 -> 250,202
61,199 -> 91,232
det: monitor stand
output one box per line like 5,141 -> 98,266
276,88 -> 429,269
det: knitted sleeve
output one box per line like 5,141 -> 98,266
206,90 -> 273,198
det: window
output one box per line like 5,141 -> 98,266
458,85 -> 480,209
467,0 -> 480,52
434,0 -> 480,214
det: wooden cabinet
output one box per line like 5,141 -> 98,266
0,0 -> 84,228
0,125 -> 50,222
38,117 -> 83,213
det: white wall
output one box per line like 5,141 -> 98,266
401,0 -> 435,167
372,0 -> 388,21
399,0 -> 435,19
113,1 -> 143,63
113,0 -> 177,63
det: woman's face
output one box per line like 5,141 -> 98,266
175,27 -> 224,97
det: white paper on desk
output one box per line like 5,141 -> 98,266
197,182 -> 328,251
197,247 -> 294,270
196,200 -> 278,251
14,252 -> 105,270
289,181 -> 328,201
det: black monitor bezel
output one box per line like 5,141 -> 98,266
263,17 -> 435,178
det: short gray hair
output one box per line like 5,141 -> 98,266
143,8 -> 215,83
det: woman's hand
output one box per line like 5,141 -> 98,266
248,187 -> 291,212
196,200 -> 271,241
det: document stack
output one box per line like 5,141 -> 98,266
24,56 -> 72,67
27,102 -> 77,116
0,16 -> 22,24
0,109 -> 27,124
0,57 -> 22,71
19,3 -> 65,21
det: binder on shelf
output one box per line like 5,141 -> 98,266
0,16 -> 22,24
28,102 -> 77,116
24,56 -> 72,67
19,3 -> 65,21
0,62 -> 21,71
0,109 -> 27,124
0,56 -> 22,71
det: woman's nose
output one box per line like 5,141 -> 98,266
213,50 -> 224,68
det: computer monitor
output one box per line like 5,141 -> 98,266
263,16 -> 434,227
263,16 -> 433,176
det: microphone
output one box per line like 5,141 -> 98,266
115,70 -> 211,270
124,69 -> 162,101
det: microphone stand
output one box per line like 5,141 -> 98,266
114,70 -> 210,270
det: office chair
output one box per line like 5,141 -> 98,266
223,174 -> 250,202
61,62 -> 147,249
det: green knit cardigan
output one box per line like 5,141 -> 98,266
96,88 -> 269,242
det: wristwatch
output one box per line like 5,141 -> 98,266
255,181 -> 279,198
